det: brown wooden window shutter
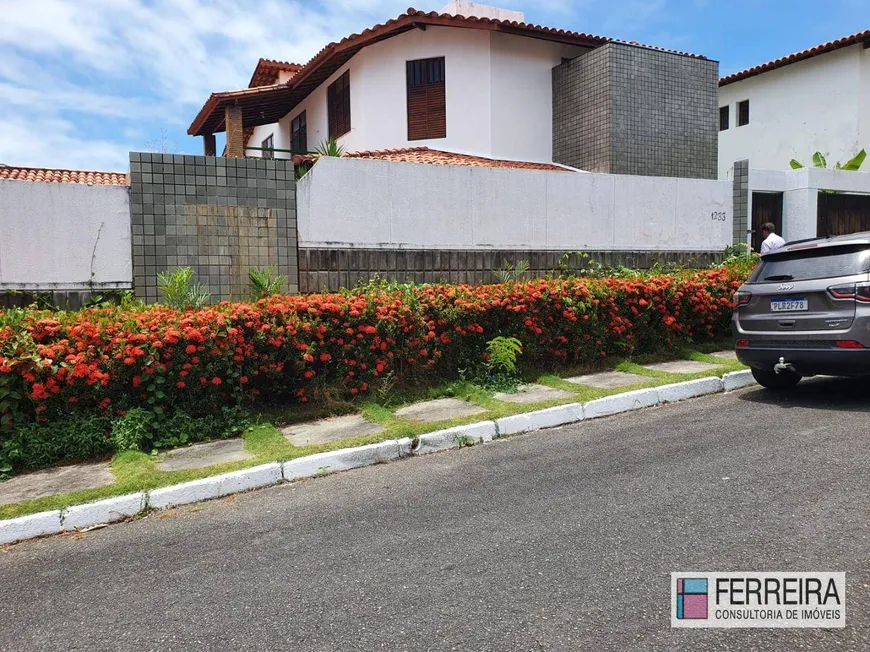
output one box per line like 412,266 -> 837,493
327,71 -> 351,140
407,57 -> 446,141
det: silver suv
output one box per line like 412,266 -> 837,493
732,232 -> 870,389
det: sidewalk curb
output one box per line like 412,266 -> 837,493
0,510 -> 62,546
0,372 -> 757,546
495,403 -> 585,436
413,422 -> 498,454
584,388 -> 660,419
723,369 -> 755,392
61,492 -> 146,532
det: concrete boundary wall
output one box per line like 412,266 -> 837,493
297,247 -> 723,293
297,157 -> 732,252
0,180 -> 131,291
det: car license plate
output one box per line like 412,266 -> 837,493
770,297 -> 808,312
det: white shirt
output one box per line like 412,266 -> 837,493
761,233 -> 786,254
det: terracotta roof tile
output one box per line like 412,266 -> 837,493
291,147 -> 571,171
249,58 -> 304,88
720,29 -> 870,86
0,166 -> 129,186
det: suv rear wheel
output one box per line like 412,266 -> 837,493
751,367 -> 802,390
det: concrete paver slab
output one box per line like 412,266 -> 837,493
493,384 -> 575,404
156,439 -> 253,472
282,414 -> 385,447
394,398 -> 486,423
642,360 -> 724,374
710,350 -> 738,360
564,371 -> 650,389
0,462 -> 115,506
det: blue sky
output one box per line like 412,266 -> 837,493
0,0 -> 867,171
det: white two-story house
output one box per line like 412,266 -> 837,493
190,2 -> 720,179
718,29 -> 870,178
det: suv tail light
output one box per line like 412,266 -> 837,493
828,283 -> 870,302
732,291 -> 751,308
828,283 -> 856,299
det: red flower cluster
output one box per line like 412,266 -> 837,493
0,265 -> 747,428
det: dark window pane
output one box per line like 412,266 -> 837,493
291,111 -> 307,152
738,99 -> 750,126
262,135 -> 274,159
327,71 -> 351,140
719,106 -> 729,131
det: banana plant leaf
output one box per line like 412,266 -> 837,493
840,149 -> 866,171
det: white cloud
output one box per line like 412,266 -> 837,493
0,114 -> 135,170
0,0 -> 413,169
0,0 -> 690,170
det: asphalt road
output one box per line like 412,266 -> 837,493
1,378 -> 869,651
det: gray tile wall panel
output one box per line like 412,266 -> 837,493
129,153 -> 299,302
553,43 -> 718,179
732,159 -> 750,245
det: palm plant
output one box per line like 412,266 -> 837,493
492,259 -> 530,283
315,138 -> 345,157
156,267 -> 211,309
249,266 -> 287,300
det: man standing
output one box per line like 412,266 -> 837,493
760,222 -> 786,254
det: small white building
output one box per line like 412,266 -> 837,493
718,29 -> 870,179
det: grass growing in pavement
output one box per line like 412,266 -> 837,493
0,347 -> 746,521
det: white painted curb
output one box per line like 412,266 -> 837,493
148,462 -> 282,510
495,403 -> 585,436
657,377 -> 724,404
218,462 -> 283,496
0,510 -> 62,545
723,369 -> 756,391
282,440 -> 401,481
584,388 -> 661,420
397,437 -> 414,457
61,492 -> 146,531
412,422 -> 498,455
1,368 -> 757,545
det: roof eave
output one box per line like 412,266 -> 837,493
187,8 -> 692,137
720,30 -> 870,86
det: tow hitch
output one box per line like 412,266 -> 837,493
774,357 -> 796,375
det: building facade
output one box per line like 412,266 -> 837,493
190,3 -> 719,179
718,30 -> 870,179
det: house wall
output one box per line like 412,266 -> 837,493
554,42 -> 719,179
297,157 -> 732,250
246,27 -> 587,163
248,122 -> 292,158
0,180 -> 131,290
489,32 -> 588,161
718,44 -> 870,178
355,26 -> 494,155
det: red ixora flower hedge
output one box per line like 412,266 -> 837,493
0,266 -> 747,429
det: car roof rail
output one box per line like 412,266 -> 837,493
784,236 -> 824,247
